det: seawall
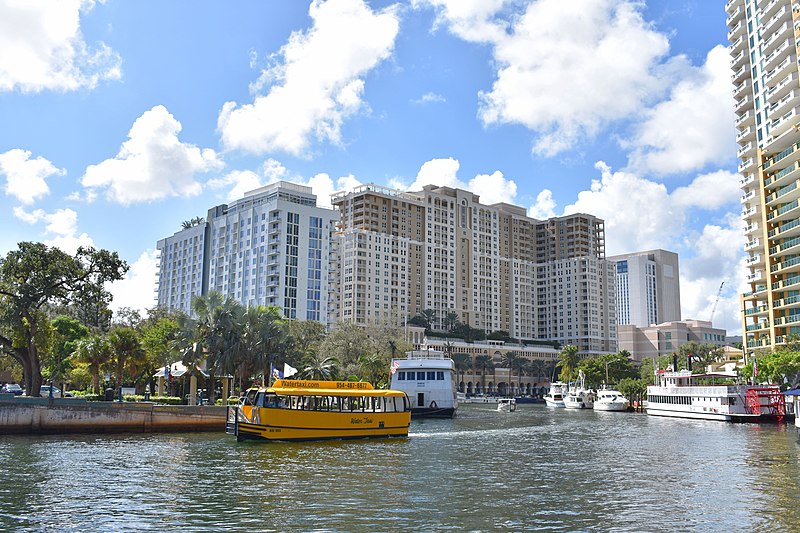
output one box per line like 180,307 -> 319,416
0,396 -> 227,435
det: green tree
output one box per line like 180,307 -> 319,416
443,311 -> 459,331
577,352 -> 637,388
74,335 -> 113,394
452,353 -> 471,391
0,242 -> 127,396
300,350 -> 339,381
48,315 -> 89,392
618,378 -> 647,412
320,322 -> 369,377
108,327 -> 145,396
557,345 -> 579,383
679,341 -> 723,373
287,320 -> 326,365
473,353 -> 494,394
419,308 -> 437,331
500,351 -> 520,395
228,305 -> 288,389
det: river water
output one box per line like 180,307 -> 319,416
1,403 -> 799,532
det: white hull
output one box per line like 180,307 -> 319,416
593,402 -> 628,412
646,408 -> 734,422
544,398 -> 565,408
390,351 -> 457,418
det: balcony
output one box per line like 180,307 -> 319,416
744,222 -> 760,236
768,217 -> 800,238
763,21 -> 791,55
745,238 -> 761,251
742,205 -> 759,219
765,161 -> 800,190
744,305 -> 769,316
747,270 -> 765,282
767,89 -> 800,120
740,174 -> 755,188
747,337 -> 772,349
766,71 -> 797,102
745,321 -> 770,332
730,48 -> 747,71
774,293 -> 800,307
738,157 -> 756,174
726,5 -> 743,26
770,236 -> 800,258
773,314 -> 800,326
766,199 -> 799,222
745,253 -> 762,265
735,109 -> 754,127
763,38 -> 792,72
736,125 -> 756,143
727,20 -> 745,41
767,107 -> 800,143
732,63 -> 750,84
765,178 -> 799,206
771,254 -> 800,273
737,141 -> 756,159
759,0 -> 781,19
764,55 -> 795,87
741,189 -> 757,203
760,4 -> 791,36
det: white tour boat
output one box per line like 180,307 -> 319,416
593,388 -> 629,412
543,382 -> 567,408
390,349 -> 458,418
497,398 -> 516,412
647,370 -> 785,422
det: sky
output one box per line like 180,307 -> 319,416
0,0 -> 744,333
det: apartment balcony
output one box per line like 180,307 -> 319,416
766,199 -> 799,222
765,178 -> 800,206
740,174 -> 756,188
759,0 -> 782,19
745,253 -> 762,266
738,157 -> 756,174
766,71 -> 797,103
745,238 -> 761,251
730,48 -> 747,71
737,141 -> 756,159
768,217 -> 800,239
763,39 -> 792,72
742,205 -> 759,220
747,269 -> 766,282
735,93 -> 752,114
726,4 -> 743,26
727,20 -> 745,41
771,254 -> 800,274
735,109 -> 754,127
734,78 -> 751,99
773,313 -> 800,326
736,125 -> 757,143
766,107 -> 800,146
764,55 -> 795,88
747,336 -> 772,349
774,292 -> 800,308
732,63 -> 750,85
741,189 -> 757,204
770,236 -> 800,258
760,4 -> 791,36
765,161 -> 800,191
744,222 -> 760,237
768,89 -> 800,121
763,21 -> 791,55
745,321 -> 770,332
744,304 -> 770,316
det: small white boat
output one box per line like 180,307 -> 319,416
564,388 -> 594,409
594,388 -> 629,411
497,398 -> 516,412
543,382 -> 567,408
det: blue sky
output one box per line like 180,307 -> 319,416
0,0 -> 743,332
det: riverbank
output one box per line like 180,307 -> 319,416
0,396 -> 226,435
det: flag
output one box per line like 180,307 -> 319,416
271,364 -> 283,380
390,360 -> 400,375
284,363 -> 298,378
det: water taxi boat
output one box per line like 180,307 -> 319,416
226,380 -> 411,442
390,350 -> 458,418
646,370 -> 785,422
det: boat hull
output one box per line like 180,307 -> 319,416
544,399 -> 565,408
646,407 -> 734,422
593,402 -> 628,412
233,420 -> 410,442
411,406 -> 456,419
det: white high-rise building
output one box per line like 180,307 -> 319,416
156,181 -> 339,323
727,0 -> 800,350
608,249 -> 681,328
156,222 -> 209,315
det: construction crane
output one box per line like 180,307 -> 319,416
710,281 -> 725,323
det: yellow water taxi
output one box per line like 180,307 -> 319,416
226,379 -> 412,442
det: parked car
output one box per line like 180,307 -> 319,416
39,385 -> 73,398
1,383 -> 23,396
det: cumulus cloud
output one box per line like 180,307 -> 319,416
218,0 -> 400,156
672,169 -> 741,210
625,45 -> 737,175
208,158 -> 288,201
13,206 -> 94,254
0,148 -> 65,204
413,0 -> 508,43
106,250 -> 160,314
81,105 -> 223,205
411,91 -> 446,104
0,0 -> 121,93
528,189 -> 556,220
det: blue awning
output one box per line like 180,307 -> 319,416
783,387 -> 800,396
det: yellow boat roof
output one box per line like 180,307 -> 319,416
257,379 -> 407,397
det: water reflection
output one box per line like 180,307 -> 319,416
1,404 -> 799,531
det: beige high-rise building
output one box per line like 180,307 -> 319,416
330,183 -> 617,354
727,0 -> 800,351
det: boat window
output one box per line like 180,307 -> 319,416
244,389 -> 258,405
427,371 -> 436,380
417,371 -> 426,381
436,372 -> 444,380
398,372 -> 405,381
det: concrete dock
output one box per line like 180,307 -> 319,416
0,396 -> 227,435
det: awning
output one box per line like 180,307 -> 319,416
152,361 -> 209,379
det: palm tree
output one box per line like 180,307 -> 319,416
511,357 -> 531,396
301,350 -> 339,380
452,353 -> 471,392
108,327 -> 145,397
419,308 -> 437,331
443,311 -> 459,331
500,351 -> 520,395
74,335 -> 112,394
558,345 -> 579,383
358,351 -> 388,385
473,354 -> 494,395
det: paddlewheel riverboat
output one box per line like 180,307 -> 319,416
226,380 -> 411,442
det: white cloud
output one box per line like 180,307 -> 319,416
13,206 -> 94,254
625,45 -> 737,175
81,105 -> 223,205
672,169 -> 741,210
409,157 -> 461,190
477,0 -> 670,156
107,250 -> 159,314
528,189 -> 556,220
411,91 -> 446,104
0,0 -> 121,93
0,148 -> 65,204
468,171 -> 516,205
414,0 -> 508,43
218,0 -> 400,156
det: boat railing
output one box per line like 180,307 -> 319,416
405,350 -> 448,360
661,385 -> 746,395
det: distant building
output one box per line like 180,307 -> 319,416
617,319 -> 728,361
330,183 -> 617,354
607,249 -> 681,328
156,181 -> 339,323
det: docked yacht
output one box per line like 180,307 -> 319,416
564,371 -> 594,409
543,382 -> 567,408
647,370 -> 784,422
593,388 -> 629,411
390,349 -> 458,418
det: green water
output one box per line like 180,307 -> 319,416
1,403 -> 799,532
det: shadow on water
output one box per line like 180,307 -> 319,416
1,403 -> 799,531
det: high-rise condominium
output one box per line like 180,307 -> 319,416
608,249 -> 681,328
727,0 -> 800,350
157,181 -> 339,321
329,184 -> 617,354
